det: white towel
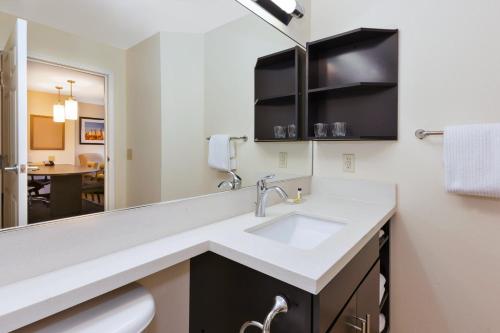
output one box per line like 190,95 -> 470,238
379,273 -> 386,304
444,123 -> 500,198
379,313 -> 386,333
208,135 -> 236,172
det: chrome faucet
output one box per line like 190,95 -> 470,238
218,170 -> 242,190
255,175 -> 288,217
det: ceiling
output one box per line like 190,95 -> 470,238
28,61 -> 105,105
0,0 -> 249,49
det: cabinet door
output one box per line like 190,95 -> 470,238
190,252 -> 312,333
328,295 -> 357,333
356,261 -> 380,333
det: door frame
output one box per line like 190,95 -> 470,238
27,57 -> 116,211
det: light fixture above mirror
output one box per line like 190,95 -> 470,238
251,0 -> 304,25
65,79 -> 78,120
271,0 -> 304,18
52,86 -> 65,123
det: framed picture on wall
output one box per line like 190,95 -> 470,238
79,117 -> 105,145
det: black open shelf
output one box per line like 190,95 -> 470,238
254,139 -> 301,142
307,28 -> 397,51
308,82 -> 397,95
306,28 -> 398,140
311,135 -> 397,141
254,46 -> 306,141
255,93 -> 295,105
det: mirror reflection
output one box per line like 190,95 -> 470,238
0,0 -> 312,229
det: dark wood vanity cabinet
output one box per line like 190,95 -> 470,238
328,262 -> 380,333
190,222 -> 390,333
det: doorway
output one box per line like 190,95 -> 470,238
26,59 -> 112,224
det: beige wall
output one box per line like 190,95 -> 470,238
0,12 -> 127,209
126,33 -> 162,207
27,91 -> 76,164
310,0 -> 500,332
139,261 -> 190,333
27,90 -> 104,166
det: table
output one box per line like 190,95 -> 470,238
29,164 -> 100,219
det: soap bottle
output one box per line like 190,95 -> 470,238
294,188 -> 302,203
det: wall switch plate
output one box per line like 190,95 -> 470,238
343,154 -> 355,173
127,149 -> 133,161
279,152 -> 288,168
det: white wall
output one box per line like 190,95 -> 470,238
160,32 -> 210,201
310,1 -> 500,332
126,33 -> 162,206
0,12 -> 127,209
204,14 -> 313,189
127,14 -> 312,205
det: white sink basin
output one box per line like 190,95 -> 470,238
247,213 -> 346,250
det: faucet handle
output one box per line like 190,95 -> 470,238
257,174 -> 275,187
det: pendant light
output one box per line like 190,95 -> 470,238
65,79 -> 78,120
53,86 -> 65,123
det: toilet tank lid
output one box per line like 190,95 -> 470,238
19,283 -> 155,333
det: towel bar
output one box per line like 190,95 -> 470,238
415,129 -> 443,139
206,135 -> 248,142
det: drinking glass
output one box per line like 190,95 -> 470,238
288,124 -> 297,138
331,122 -> 347,137
273,125 -> 286,139
314,123 -> 328,138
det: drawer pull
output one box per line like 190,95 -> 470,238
346,322 -> 364,332
347,314 -> 370,333
239,296 -> 288,333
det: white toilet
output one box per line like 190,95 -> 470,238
17,283 -> 155,333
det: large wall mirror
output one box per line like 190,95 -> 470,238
0,0 -> 311,230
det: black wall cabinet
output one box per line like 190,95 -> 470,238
254,28 -> 399,142
254,46 -> 306,142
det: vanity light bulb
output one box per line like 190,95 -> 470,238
65,98 -> 78,120
271,0 -> 298,14
53,104 -> 65,123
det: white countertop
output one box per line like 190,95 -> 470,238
0,178 -> 396,332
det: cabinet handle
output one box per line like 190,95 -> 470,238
239,296 -> 288,333
239,321 -> 263,333
346,322 -> 364,332
263,295 -> 288,333
348,315 -> 368,333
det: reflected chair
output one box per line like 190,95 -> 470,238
28,175 -> 50,206
79,153 -> 105,206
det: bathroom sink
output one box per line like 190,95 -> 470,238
247,213 -> 346,250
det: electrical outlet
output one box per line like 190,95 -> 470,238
343,153 -> 355,173
127,149 -> 133,161
279,152 -> 288,168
